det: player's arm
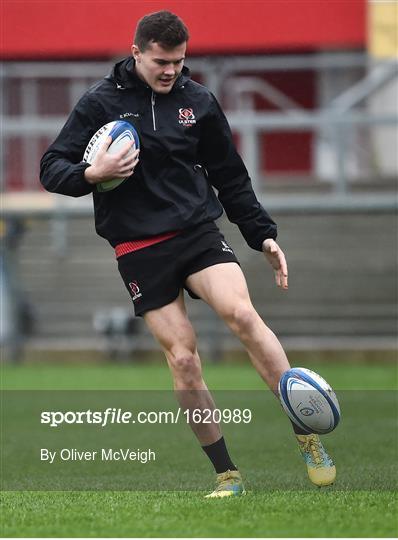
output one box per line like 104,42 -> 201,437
199,93 -> 288,289
40,93 -> 102,197
198,94 -> 277,248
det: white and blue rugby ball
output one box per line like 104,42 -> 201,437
83,120 -> 140,192
278,367 -> 341,434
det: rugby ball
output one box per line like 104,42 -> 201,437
278,367 -> 341,434
83,121 -> 140,192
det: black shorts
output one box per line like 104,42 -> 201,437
117,221 -> 239,316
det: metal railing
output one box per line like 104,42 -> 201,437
1,53 -> 397,212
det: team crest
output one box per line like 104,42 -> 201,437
178,108 -> 196,127
128,281 -> 142,302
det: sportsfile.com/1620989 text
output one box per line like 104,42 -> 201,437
40,408 -> 253,427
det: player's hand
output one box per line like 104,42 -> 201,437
262,238 -> 288,290
84,137 -> 140,184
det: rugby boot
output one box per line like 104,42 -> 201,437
296,433 -> 336,487
205,469 -> 246,498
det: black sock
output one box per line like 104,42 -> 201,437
290,419 -> 311,435
202,436 -> 237,474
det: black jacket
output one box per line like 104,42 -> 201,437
40,57 -> 277,249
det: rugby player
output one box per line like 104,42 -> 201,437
40,10 -> 335,497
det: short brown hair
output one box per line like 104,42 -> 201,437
134,10 -> 189,51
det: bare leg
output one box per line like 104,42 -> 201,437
186,263 -> 290,394
186,263 -> 336,488
143,291 -> 221,445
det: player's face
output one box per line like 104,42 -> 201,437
132,41 -> 186,94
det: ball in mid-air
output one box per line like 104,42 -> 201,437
278,367 -> 341,434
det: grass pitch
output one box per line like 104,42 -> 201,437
2,490 -> 396,538
1,358 -> 397,537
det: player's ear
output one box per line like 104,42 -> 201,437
131,44 -> 141,63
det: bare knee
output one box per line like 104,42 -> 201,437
168,350 -> 203,389
225,303 -> 259,336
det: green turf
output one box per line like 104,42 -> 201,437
1,358 -> 397,390
1,359 -> 397,537
1,490 -> 397,537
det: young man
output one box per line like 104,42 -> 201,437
40,10 -> 335,497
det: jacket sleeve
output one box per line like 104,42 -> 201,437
198,93 -> 277,251
40,92 -> 103,197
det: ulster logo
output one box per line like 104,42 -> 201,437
128,281 -> 142,302
178,108 -> 196,127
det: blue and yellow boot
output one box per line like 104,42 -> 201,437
205,470 -> 246,498
296,433 -> 336,487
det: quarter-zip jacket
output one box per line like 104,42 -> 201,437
40,57 -> 277,250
